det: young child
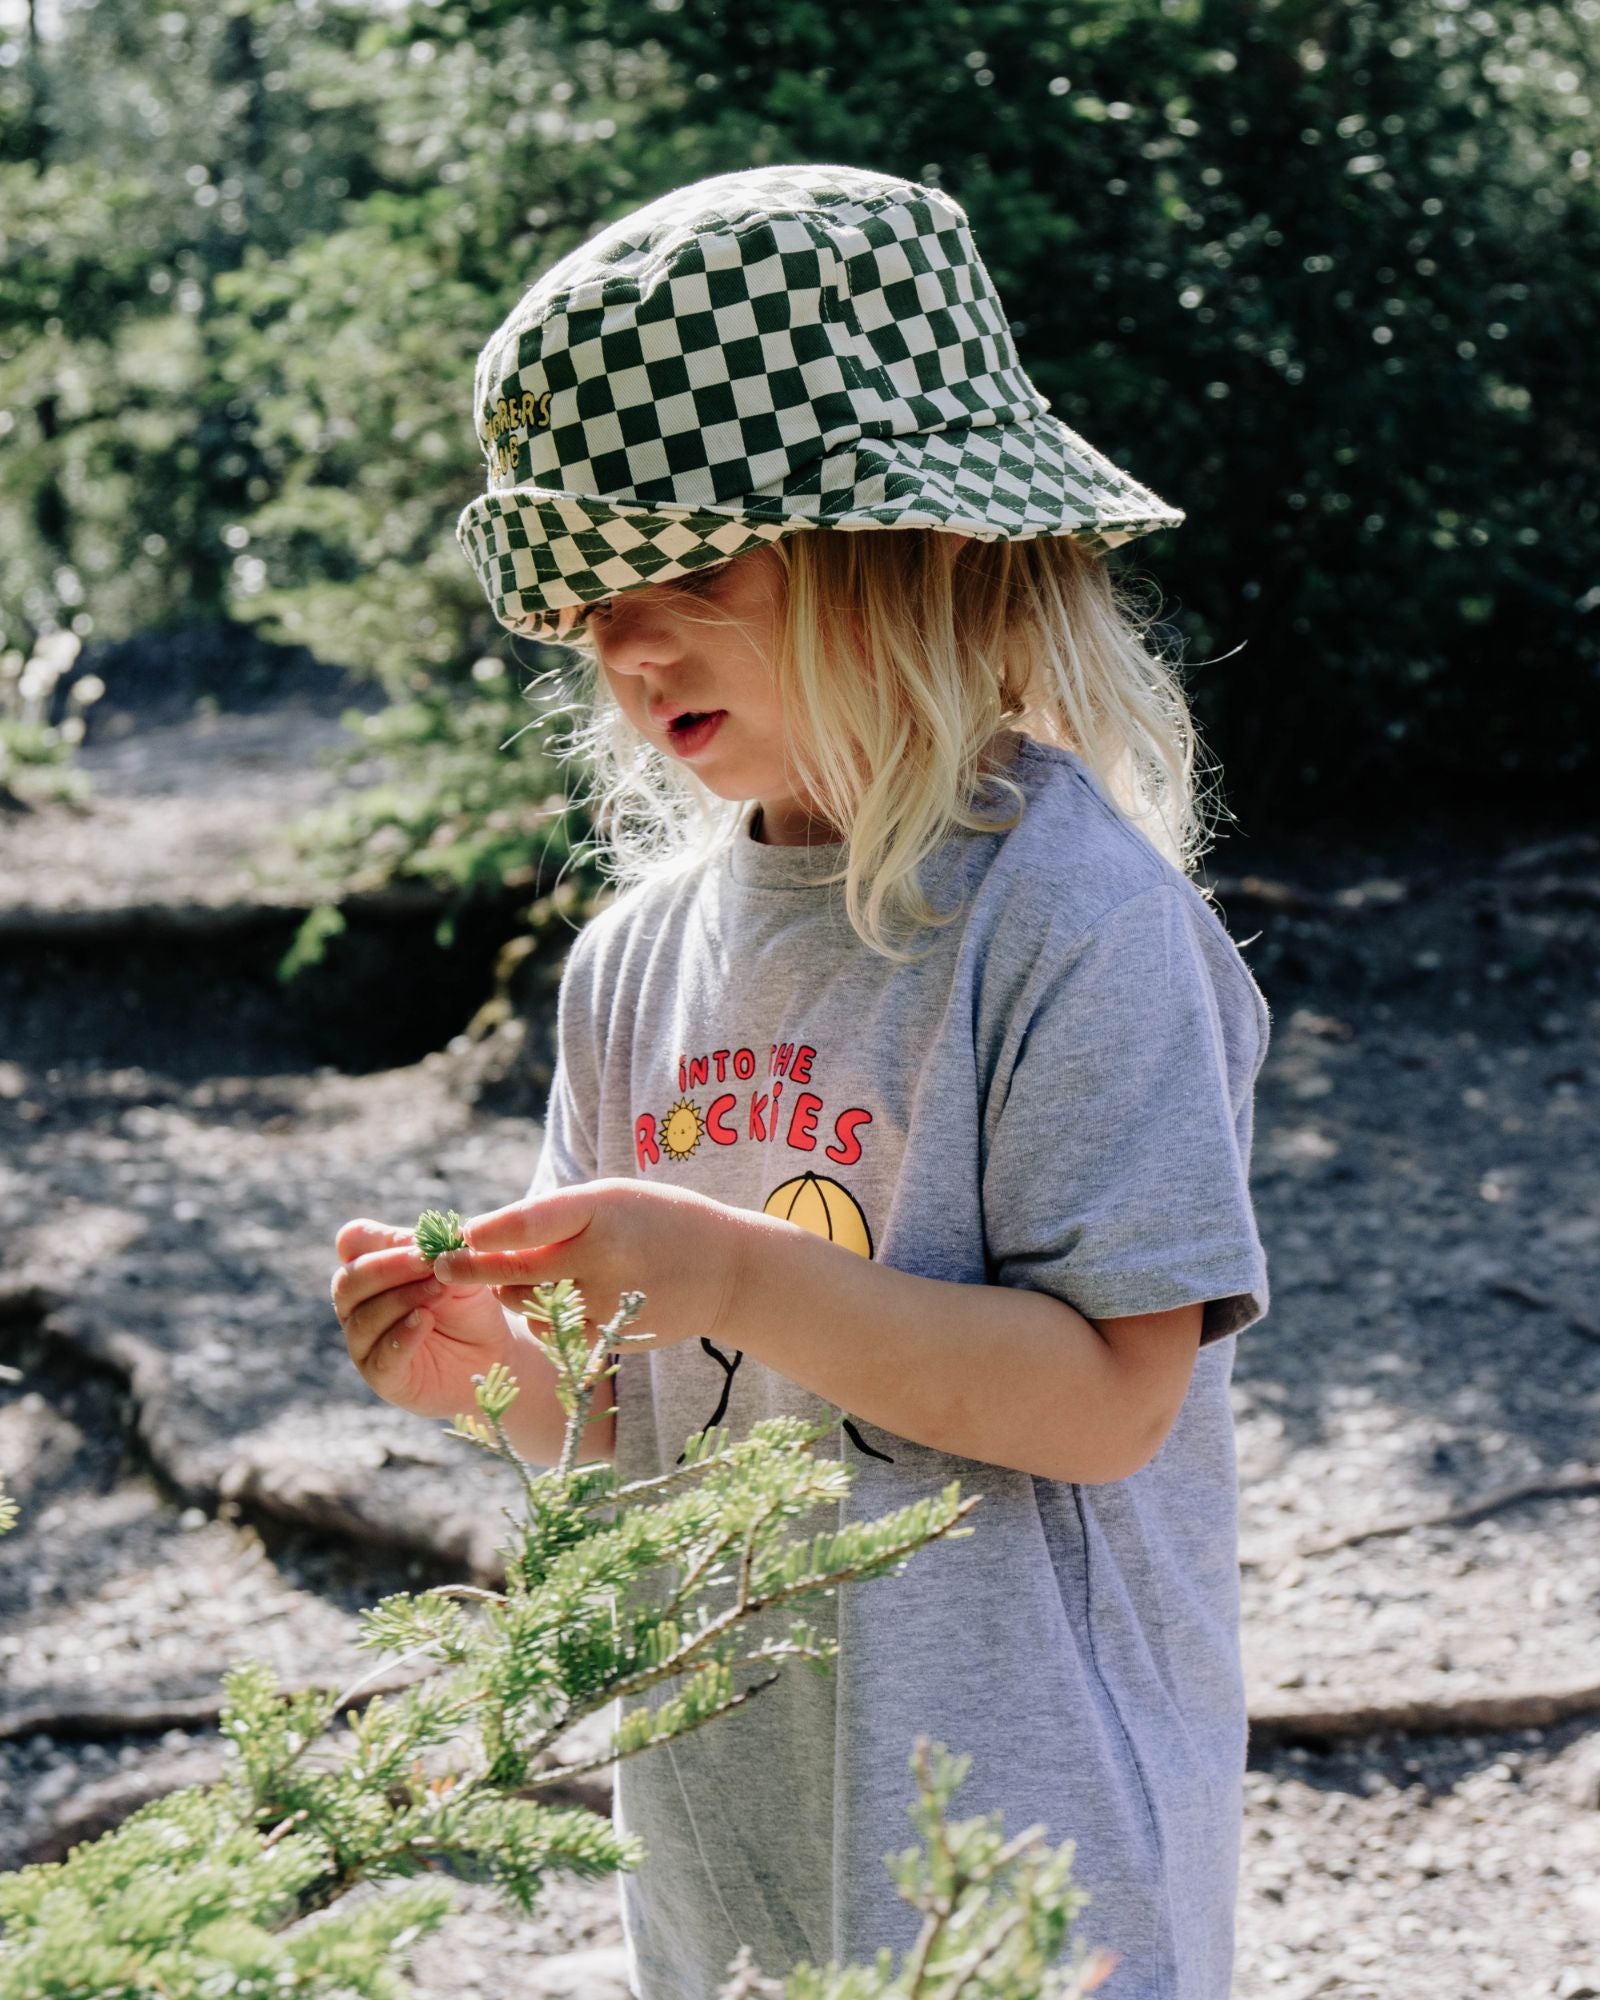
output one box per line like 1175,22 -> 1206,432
332,163 -> 1271,2000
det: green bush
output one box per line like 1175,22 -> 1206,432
6,0 -> 1591,851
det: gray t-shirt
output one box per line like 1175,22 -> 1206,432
525,732 -> 1271,2000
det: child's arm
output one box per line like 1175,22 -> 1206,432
432,1184 -> 1197,1484
724,1210 -> 1201,1486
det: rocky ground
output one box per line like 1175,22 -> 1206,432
1,687 -> 1598,1999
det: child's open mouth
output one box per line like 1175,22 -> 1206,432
667,710 -> 726,758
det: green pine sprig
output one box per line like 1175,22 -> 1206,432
413,1208 -> 468,1262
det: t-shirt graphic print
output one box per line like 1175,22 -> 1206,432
648,1040 -> 892,1462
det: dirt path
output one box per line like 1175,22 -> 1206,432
1,700 -> 1597,1999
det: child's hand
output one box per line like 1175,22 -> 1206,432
331,1217 -> 522,1421
428,1179 -> 746,1353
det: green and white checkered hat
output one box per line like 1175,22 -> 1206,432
456,162 -> 1183,643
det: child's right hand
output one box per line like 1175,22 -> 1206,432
331,1217 -> 523,1422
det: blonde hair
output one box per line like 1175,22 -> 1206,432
517,527 -> 1229,965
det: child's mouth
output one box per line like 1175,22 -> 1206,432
667,710 -> 726,757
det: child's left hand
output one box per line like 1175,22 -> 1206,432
429,1178 -> 748,1353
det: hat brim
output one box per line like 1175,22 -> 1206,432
456,411 -> 1184,645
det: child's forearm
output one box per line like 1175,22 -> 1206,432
724,1213 -> 1151,1485
495,1307 -> 618,1469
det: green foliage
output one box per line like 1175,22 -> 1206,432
0,631 -> 101,808
0,0 -> 402,639
271,684 -> 585,904
488,0 -> 1600,813
0,1276 -> 1124,2000
0,1777 -> 456,2000
11,0 -> 1590,849
208,192 -> 492,685
0,719 -> 84,810
275,900 -> 347,984
265,673 -> 594,985
412,1208 -> 469,1262
751,1738 -> 1118,1999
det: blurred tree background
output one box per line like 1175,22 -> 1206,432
2,0 -> 1595,891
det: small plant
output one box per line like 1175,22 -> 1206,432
715,1737 -> 1119,1998
412,1208 -> 469,1263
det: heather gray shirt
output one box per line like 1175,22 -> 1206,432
526,733 -> 1272,2000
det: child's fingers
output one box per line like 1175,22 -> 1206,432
338,1273 -> 442,1367
333,1218 -> 386,1262
358,1303 -> 432,1388
330,1243 -> 451,1323
335,1217 -> 415,1263
433,1243 -> 563,1287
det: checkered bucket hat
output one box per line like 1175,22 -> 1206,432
456,162 -> 1183,643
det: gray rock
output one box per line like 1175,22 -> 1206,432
524,1945 -> 634,1998
1566,1747 -> 1600,1812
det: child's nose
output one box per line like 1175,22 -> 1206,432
592,592 -> 687,667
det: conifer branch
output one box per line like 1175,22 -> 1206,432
323,1639 -> 456,1728
674,1520 -> 741,1600
0,1263 -> 1108,1998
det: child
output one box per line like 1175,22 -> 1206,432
333,164 -> 1271,2000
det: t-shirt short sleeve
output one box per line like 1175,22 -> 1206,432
524,928 -> 602,1201
980,881 -> 1270,1345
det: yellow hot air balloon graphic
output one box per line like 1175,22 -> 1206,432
675,1169 -> 890,1467
762,1171 -> 874,1259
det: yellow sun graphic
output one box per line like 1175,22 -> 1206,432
660,1097 -> 705,1160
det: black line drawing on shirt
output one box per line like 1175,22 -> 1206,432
678,1337 -> 741,1457
675,1337 -> 892,1465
